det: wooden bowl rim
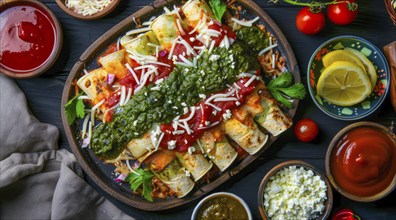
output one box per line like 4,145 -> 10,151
0,0 -> 63,79
257,160 -> 333,220
384,0 -> 396,26
55,0 -> 121,20
61,0 -> 300,211
325,121 -> 396,202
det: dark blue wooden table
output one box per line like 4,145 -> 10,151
16,0 -> 396,219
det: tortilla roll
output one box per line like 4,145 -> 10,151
150,14 -> 186,50
243,80 -> 292,136
126,132 -> 156,163
98,49 -> 128,79
147,150 -> 194,198
176,150 -> 213,181
182,0 -> 215,28
121,31 -> 159,56
224,108 -> 268,155
199,124 -> 238,172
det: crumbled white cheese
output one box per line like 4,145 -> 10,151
187,146 -> 196,154
222,109 -> 232,120
263,166 -> 327,220
167,140 -> 176,150
209,54 -> 220,61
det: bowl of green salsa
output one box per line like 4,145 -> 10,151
191,192 -> 252,220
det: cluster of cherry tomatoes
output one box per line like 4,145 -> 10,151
295,0 -> 358,35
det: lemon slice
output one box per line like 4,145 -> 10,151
322,50 -> 366,71
317,61 -> 371,106
344,47 -> 377,90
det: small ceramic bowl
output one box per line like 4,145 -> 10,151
307,35 -> 390,120
191,192 -> 252,220
0,0 -> 63,79
258,160 -> 333,220
55,0 -> 121,20
325,121 -> 396,202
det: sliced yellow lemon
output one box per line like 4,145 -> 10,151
322,50 -> 366,71
344,47 -> 377,90
317,61 -> 371,106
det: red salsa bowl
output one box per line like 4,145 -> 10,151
326,122 -> 396,202
0,0 -> 63,78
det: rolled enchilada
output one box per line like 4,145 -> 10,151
182,0 -> 215,28
146,150 -> 194,198
199,124 -> 238,171
126,132 -> 156,162
150,14 -> 187,50
176,150 -> 213,181
121,31 -> 160,56
243,80 -> 292,136
224,108 -> 268,155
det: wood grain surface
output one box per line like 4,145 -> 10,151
12,0 -> 396,219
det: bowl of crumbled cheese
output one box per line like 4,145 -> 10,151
55,0 -> 120,20
258,160 -> 333,220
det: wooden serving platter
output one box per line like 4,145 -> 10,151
61,0 -> 300,211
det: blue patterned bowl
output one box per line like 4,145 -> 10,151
307,35 -> 390,120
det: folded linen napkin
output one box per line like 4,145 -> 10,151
0,75 -> 134,220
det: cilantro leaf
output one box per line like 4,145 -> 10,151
268,88 -> 293,109
209,0 -> 227,23
65,94 -> 86,125
267,72 -> 306,108
131,176 -> 143,191
267,72 -> 293,88
125,168 -> 154,202
277,83 -> 306,99
142,179 -> 154,202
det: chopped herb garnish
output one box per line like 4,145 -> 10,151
65,93 -> 85,125
267,72 -> 306,108
125,168 -> 154,201
209,0 -> 227,23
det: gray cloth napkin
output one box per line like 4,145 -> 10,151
0,75 -> 134,220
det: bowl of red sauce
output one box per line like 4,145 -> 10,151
0,0 -> 63,78
326,121 -> 396,202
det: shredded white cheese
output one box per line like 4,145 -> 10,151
126,27 -> 151,36
258,44 -> 278,56
231,16 -> 260,27
65,0 -> 112,16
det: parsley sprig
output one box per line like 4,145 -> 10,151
267,72 -> 306,108
65,93 -> 85,125
209,0 -> 227,23
125,168 -> 154,201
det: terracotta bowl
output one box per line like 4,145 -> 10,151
258,160 -> 333,220
55,0 -> 121,20
325,121 -> 396,202
0,0 -> 63,79
191,192 -> 252,220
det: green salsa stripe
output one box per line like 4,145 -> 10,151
91,28 -> 266,159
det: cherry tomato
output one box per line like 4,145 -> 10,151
327,0 -> 358,25
294,118 -> 319,142
296,7 -> 325,35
